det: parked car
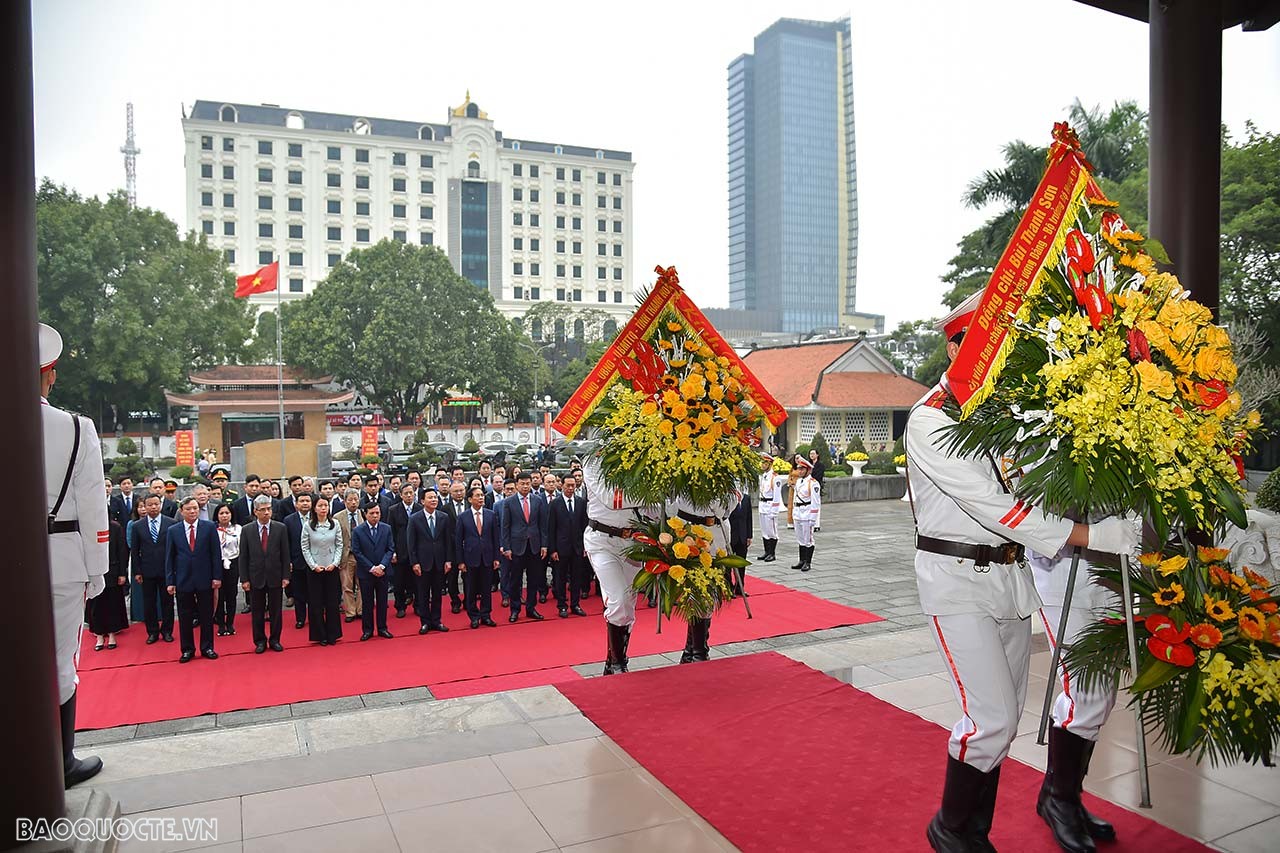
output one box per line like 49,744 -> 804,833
426,441 -> 460,456
551,439 -> 592,460
480,441 -> 518,456
330,459 -> 357,476
383,450 -> 415,476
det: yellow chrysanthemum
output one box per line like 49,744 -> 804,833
666,321 -> 683,332
670,401 -> 688,421
667,518 -> 686,531
1134,361 -> 1175,399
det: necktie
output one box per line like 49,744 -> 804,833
428,514 -> 436,536
151,518 -> 159,543
261,524 -> 269,553
124,496 -> 131,513
568,498 -> 573,514
188,524 -> 196,552
475,510 -> 483,535
522,496 -> 530,522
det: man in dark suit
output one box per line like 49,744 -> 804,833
108,476 -> 138,527
231,474 -> 264,526
132,494 -> 176,643
164,498 -> 224,662
238,495 -> 290,652
456,486 -> 500,629
407,489 -> 452,634
440,481 -> 469,614
728,490 -> 753,595
350,502 -> 394,640
386,483 -> 421,619
548,473 -> 590,618
148,477 -> 179,519
275,475 -> 303,521
283,492 -> 312,628
501,472 -> 549,623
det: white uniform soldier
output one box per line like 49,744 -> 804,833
756,453 -> 783,562
790,456 -> 820,572
581,452 -> 648,674
906,295 -> 1139,853
671,492 -> 738,663
1030,547 -> 1120,846
40,323 -> 109,787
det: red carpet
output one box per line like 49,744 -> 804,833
557,652 -> 1213,853
76,578 -> 879,729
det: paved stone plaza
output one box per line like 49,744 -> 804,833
78,499 -> 1279,852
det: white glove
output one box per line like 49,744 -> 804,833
87,573 -> 107,600
1087,516 -> 1142,556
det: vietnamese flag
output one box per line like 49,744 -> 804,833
234,260 -> 279,298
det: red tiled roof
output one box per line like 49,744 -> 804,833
742,342 -> 855,407
188,365 -> 333,385
163,388 -> 355,410
815,372 -> 930,409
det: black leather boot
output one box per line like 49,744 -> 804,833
61,692 -> 103,788
762,538 -> 777,562
679,621 -> 697,664
927,755 -> 989,852
604,622 -> 630,674
1039,727 -> 1096,853
692,618 -> 711,661
968,764 -> 1000,852
791,547 -> 804,570
800,545 -> 814,572
1078,739 -> 1115,840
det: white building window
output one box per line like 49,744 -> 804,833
219,104 -> 237,122
285,112 -> 304,130
798,412 -> 817,443
868,411 -> 891,446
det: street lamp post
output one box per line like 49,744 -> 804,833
531,394 -> 560,450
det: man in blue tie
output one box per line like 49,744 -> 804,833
407,489 -> 452,634
165,497 -> 223,662
351,502 -> 395,640
132,493 -> 176,643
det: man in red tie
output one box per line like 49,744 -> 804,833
500,472 -> 549,623
165,497 -> 223,662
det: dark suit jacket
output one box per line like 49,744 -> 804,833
276,495 -> 297,521
407,508 -> 453,571
351,521 -> 395,580
164,518 -> 222,592
456,507 -> 500,569
548,493 -> 588,558
160,497 -> 179,518
131,514 -> 176,579
230,494 -> 258,526
109,493 -> 140,527
237,520 -> 290,588
108,519 -> 129,581
501,492 -> 549,556
284,512 -> 309,571
729,493 -> 753,550
386,500 -> 421,564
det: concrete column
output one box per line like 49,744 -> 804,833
0,0 -> 68,842
1149,0 -> 1223,312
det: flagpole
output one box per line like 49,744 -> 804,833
275,259 -> 285,480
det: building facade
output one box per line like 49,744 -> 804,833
728,17 -> 860,334
181,96 -> 636,324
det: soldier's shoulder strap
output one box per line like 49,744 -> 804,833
49,410 -> 80,529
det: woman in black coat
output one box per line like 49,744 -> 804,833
87,519 -> 130,649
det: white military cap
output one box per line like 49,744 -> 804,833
39,323 -> 63,371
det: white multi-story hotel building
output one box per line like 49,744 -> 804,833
181,95 -> 636,333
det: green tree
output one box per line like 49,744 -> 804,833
1219,123 -> 1280,364
36,181 -> 257,423
281,240 -> 524,423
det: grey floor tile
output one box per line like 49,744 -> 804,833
135,716 -> 218,739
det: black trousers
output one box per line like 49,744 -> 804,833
391,558 -> 416,612
359,573 -> 390,633
214,567 -> 238,630
415,567 -> 445,626
446,565 -> 462,605
553,551 -> 588,609
141,576 -> 174,636
290,564 -> 309,624
250,587 -> 283,645
177,589 -> 215,653
306,570 -> 343,642
464,563 -> 494,620
507,552 -> 541,614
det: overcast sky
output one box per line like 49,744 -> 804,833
32,0 -> 1280,328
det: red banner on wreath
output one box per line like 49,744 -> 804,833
174,430 -> 195,468
947,125 -> 1096,416
552,265 -> 787,440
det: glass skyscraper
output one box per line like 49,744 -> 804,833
728,17 -> 858,333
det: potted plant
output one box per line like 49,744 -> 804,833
894,454 -> 907,475
847,452 -> 869,476
360,453 -> 382,471
168,464 -> 194,482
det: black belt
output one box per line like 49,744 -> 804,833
588,519 -> 634,539
795,501 -> 811,507
916,534 -> 1023,567
48,519 -> 79,535
677,510 -> 721,525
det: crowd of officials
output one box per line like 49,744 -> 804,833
94,459 -> 609,661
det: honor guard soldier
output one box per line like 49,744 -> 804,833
790,456 -> 820,572
756,453 -> 782,562
905,294 -> 1140,852
581,451 -> 649,675
40,323 -> 109,787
